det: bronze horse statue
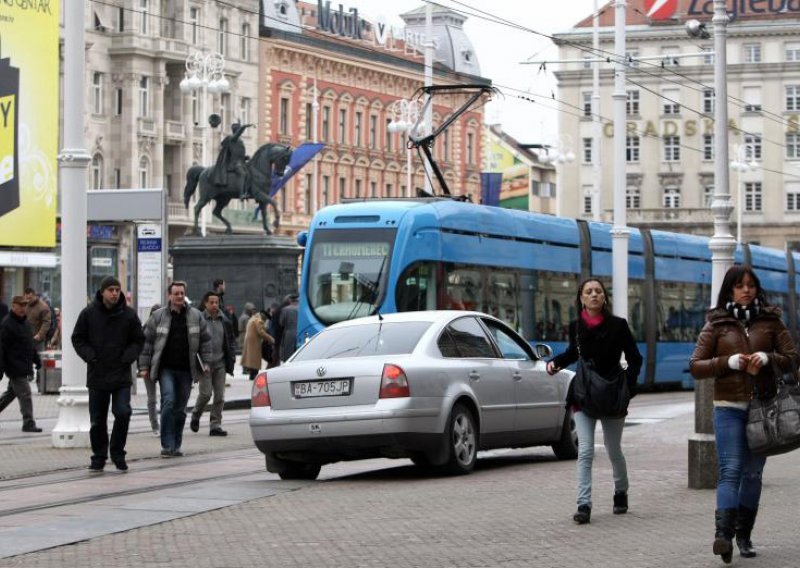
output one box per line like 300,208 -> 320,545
183,143 -> 293,235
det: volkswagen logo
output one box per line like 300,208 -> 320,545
316,366 -> 327,377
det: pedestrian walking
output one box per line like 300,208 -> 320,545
690,265 -> 798,563
238,302 -> 255,353
242,310 -> 273,381
47,307 -> 62,350
0,296 -> 43,432
144,304 -> 161,436
546,277 -> 642,525
139,281 -> 212,458
71,276 -> 145,472
23,287 -> 52,354
190,291 -> 235,437
278,294 -> 299,363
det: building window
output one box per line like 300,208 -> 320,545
626,136 -> 640,162
744,134 -> 762,161
663,135 -> 680,161
626,187 -> 640,209
91,154 -> 103,189
385,118 -> 393,152
220,93 -> 230,127
338,176 -> 346,201
787,42 -> 800,62
354,111 -> 363,146
322,106 -> 330,142
662,88 -> 680,115
240,23 -> 250,61
239,97 -> 251,125
743,86 -> 762,112
664,187 -> 681,208
443,129 -> 450,161
92,72 -> 103,114
582,138 -> 593,163
786,182 -> 800,211
191,91 -> 199,125
744,43 -> 761,63
540,182 -> 553,198
702,134 -> 714,160
355,179 -> 362,198
788,133 -> 800,159
139,156 -> 150,188
745,182 -> 762,211
626,49 -> 640,67
115,88 -> 123,116
583,186 -> 593,215
304,174 -> 311,214
115,6 -> 125,31
369,115 -> 377,149
189,7 -> 199,44
336,109 -> 346,144
279,97 -> 289,135
322,175 -> 330,207
703,88 -> 715,114
582,92 -> 592,118
139,0 -> 149,34
386,183 -> 393,197
114,168 -> 121,189
218,18 -> 228,56
661,46 -> 680,67
704,185 -> 714,208
466,132 -> 475,165
138,76 -> 150,117
786,85 -> 800,111
626,90 -> 640,116
702,46 -> 714,65
582,55 -> 592,69
370,181 -> 377,198
305,103 -> 312,140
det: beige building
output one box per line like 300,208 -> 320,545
553,0 -> 800,250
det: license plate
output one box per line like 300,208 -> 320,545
292,379 -> 352,398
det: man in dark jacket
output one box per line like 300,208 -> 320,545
0,296 -> 43,432
71,276 -> 144,472
190,290 -> 235,436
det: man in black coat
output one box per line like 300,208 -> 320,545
71,276 -> 144,472
0,296 -> 43,432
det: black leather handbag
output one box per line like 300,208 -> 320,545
745,356 -> 800,457
572,340 -> 630,418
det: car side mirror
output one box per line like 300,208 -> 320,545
534,343 -> 552,360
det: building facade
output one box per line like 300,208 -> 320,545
553,0 -> 800,250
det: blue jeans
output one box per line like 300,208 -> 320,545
88,386 -> 132,465
575,411 -> 628,507
159,368 -> 193,452
714,406 -> 766,510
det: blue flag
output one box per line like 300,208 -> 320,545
270,142 -> 326,197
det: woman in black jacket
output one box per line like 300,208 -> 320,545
546,278 -> 642,525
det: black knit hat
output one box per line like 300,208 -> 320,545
99,275 -> 121,292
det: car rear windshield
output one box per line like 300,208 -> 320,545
293,321 -> 432,361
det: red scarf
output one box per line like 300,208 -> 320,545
580,310 -> 604,329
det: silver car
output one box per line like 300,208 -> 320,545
250,310 -> 577,480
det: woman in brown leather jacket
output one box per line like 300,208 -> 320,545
690,266 -> 798,563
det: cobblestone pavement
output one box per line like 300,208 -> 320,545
3,392 -> 800,568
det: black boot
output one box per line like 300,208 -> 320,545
714,508 -> 736,564
573,504 -> 591,524
735,506 -> 758,558
613,491 -> 628,514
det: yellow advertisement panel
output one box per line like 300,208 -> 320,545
0,1 -> 59,247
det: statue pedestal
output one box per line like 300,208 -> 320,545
170,234 -> 302,312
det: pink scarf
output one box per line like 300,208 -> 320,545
580,310 -> 604,329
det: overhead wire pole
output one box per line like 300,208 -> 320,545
424,3 -> 434,194
592,0 -> 602,222
611,0 -> 630,319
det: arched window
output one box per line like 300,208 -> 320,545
91,154 -> 104,189
139,156 -> 150,188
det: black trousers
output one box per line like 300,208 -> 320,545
88,386 -> 132,465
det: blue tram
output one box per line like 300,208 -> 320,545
295,198 -> 800,389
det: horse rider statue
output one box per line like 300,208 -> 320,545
212,122 -> 254,199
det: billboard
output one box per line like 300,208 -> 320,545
0,1 -> 59,247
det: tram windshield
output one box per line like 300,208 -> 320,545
307,228 -> 396,325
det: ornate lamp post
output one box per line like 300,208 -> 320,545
387,99 -> 424,197
730,144 -> 759,244
179,51 -> 229,236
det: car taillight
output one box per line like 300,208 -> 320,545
251,371 -> 271,407
379,364 -> 409,398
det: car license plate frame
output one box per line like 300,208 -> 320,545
292,378 -> 353,398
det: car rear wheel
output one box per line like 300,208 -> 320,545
441,404 -> 477,475
552,408 -> 578,460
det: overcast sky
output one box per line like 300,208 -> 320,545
341,0 -> 598,144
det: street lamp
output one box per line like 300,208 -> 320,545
387,99 -> 424,197
537,139 -> 575,217
730,144 -> 759,244
179,51 -> 229,235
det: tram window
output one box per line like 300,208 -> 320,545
657,281 -> 709,342
396,262 -> 432,312
769,292 -> 790,326
523,270 -> 578,342
486,271 -> 520,331
628,280 -> 645,341
438,264 -> 483,312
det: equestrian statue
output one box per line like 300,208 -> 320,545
183,122 -> 293,235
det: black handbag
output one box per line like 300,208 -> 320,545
745,355 -> 800,457
572,338 -> 630,418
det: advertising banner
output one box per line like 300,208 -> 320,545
0,2 -> 59,247
136,224 -> 164,324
